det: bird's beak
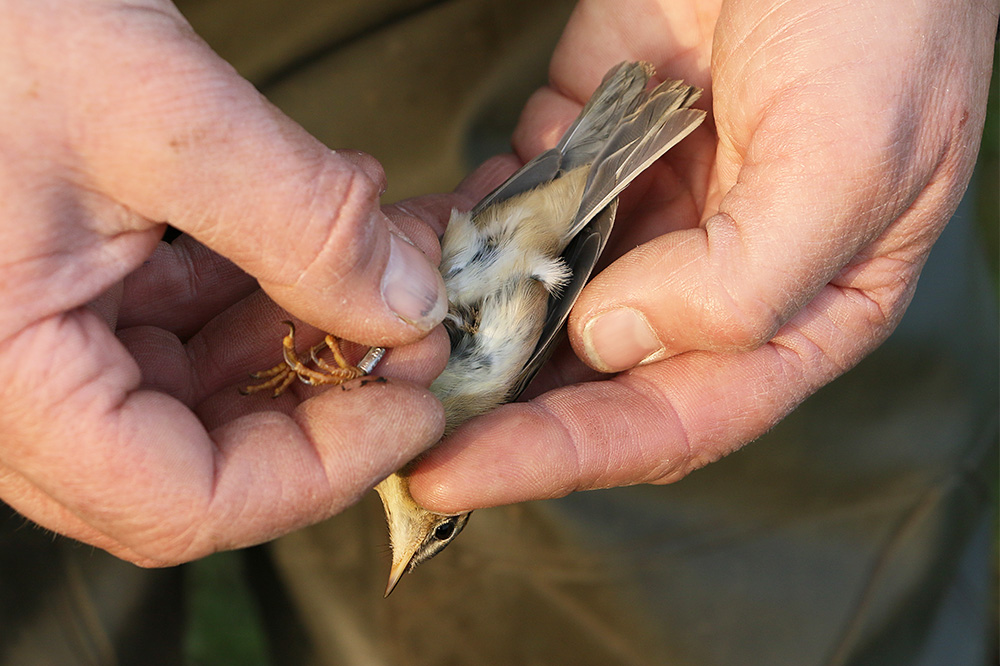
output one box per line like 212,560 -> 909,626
384,553 -> 413,598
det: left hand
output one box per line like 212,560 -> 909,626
0,0 -> 455,564
408,0 -> 996,511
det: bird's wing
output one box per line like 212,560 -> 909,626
469,149 -> 563,218
505,200 -> 617,401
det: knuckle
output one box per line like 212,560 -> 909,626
122,525 -> 206,568
696,285 -> 782,351
286,163 -> 381,289
124,552 -> 186,568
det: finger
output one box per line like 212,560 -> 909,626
518,339 -> 607,401
191,323 -> 451,435
511,0 -> 718,161
115,286 -> 451,408
454,154 -> 523,202
0,308 -> 445,566
29,3 -> 446,343
384,200 -> 453,258
512,88 -> 583,159
547,1 -> 715,92
380,155 -> 519,254
380,153 -> 519,262
408,276 -> 897,512
118,236 -> 258,340
570,77 -> 970,374
335,149 -> 389,194
183,293 -> 451,406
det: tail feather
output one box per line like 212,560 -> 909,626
567,79 -> 705,240
470,62 -> 705,240
554,62 -> 654,172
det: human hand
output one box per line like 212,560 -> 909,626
0,0 -> 452,566
410,0 -> 997,510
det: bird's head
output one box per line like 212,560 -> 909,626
374,472 -> 471,596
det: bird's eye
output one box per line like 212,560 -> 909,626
433,519 -> 456,541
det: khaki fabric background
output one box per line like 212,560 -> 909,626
0,1 -> 995,665
177,0 -> 576,202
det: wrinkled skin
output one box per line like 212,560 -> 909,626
0,0 -> 994,566
0,0 -> 456,566
408,0 -> 997,510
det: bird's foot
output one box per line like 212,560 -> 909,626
241,321 -> 366,397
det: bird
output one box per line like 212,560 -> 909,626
243,61 -> 705,596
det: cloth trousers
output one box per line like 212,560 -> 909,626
1,1 -> 996,664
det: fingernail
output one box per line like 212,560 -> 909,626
382,233 -> 447,331
582,307 -> 664,372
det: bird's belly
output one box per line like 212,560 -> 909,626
431,277 -> 550,432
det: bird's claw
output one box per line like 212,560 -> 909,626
241,321 -> 366,397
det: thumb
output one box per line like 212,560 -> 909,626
566,0 -> 991,373
68,3 -> 446,344
568,85 -> 943,372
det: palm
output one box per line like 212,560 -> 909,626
509,0 -> 982,395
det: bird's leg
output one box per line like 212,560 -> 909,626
310,335 -> 363,379
294,333 -> 366,384
241,322 -> 365,397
